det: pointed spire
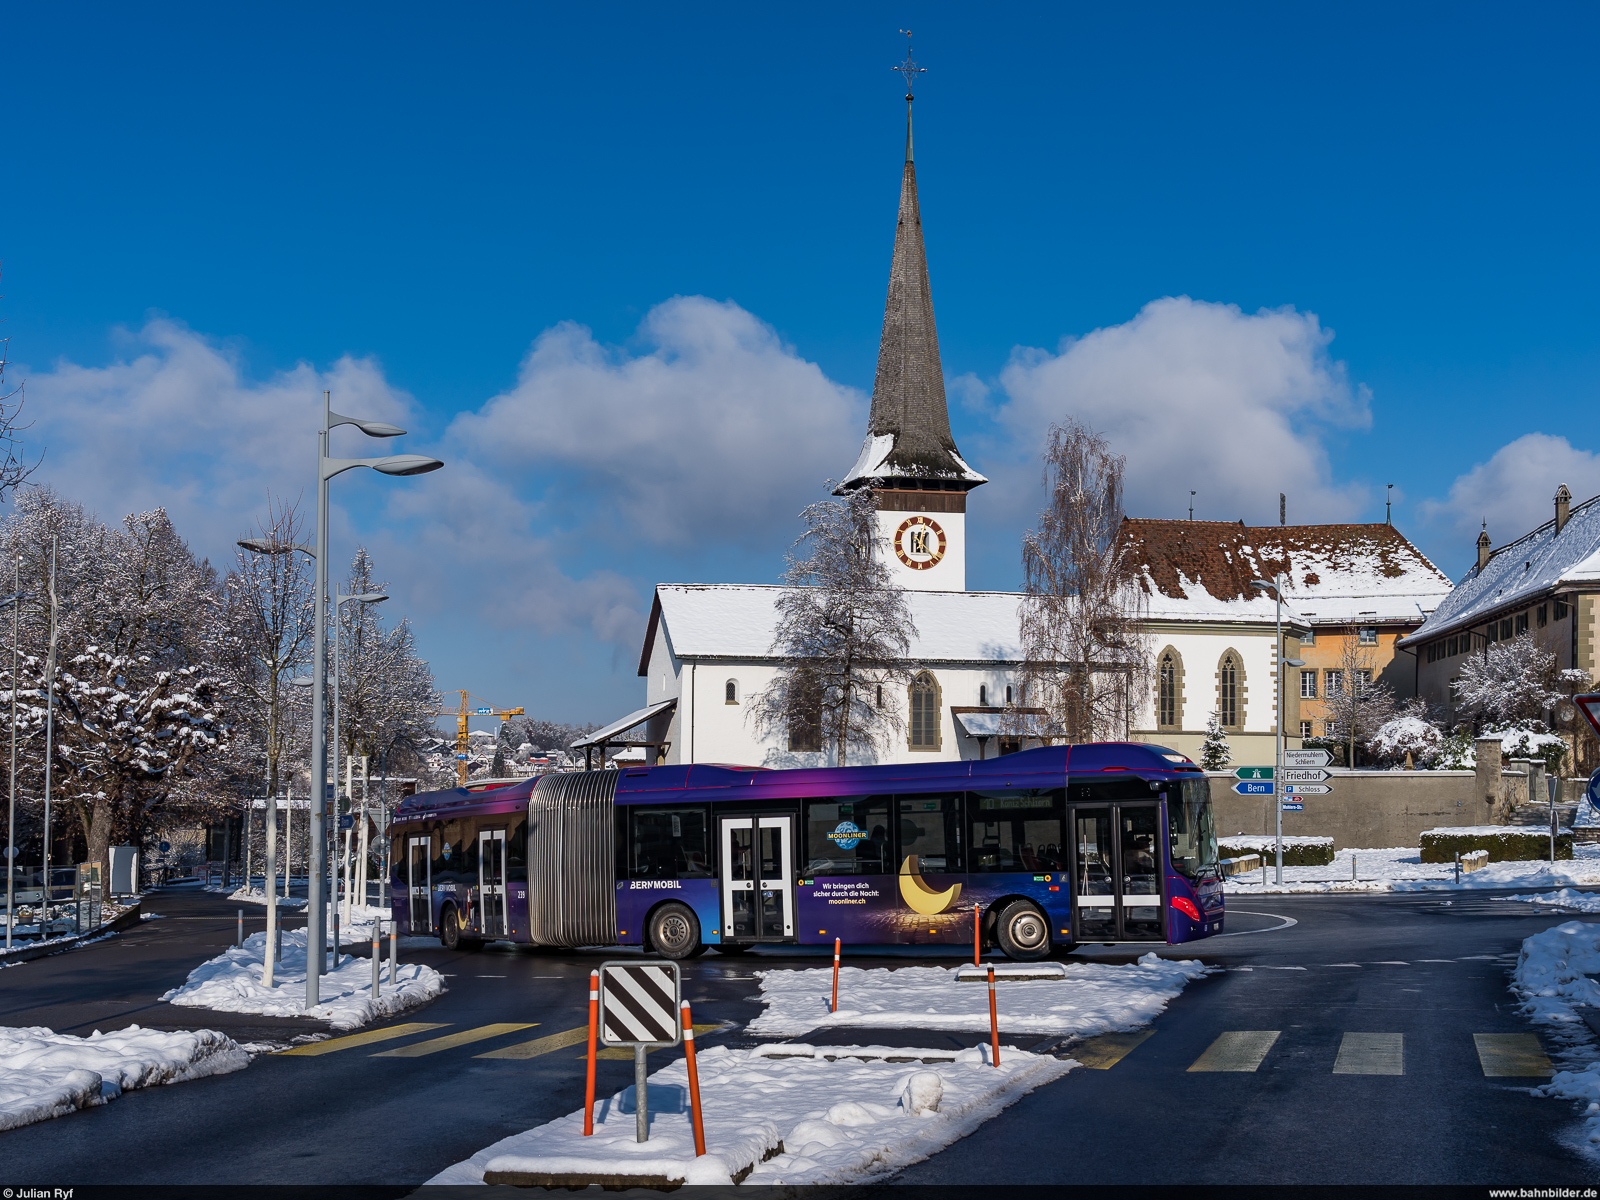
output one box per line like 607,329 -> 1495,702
840,47 -> 984,495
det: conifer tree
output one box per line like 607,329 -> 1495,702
1199,711 -> 1231,771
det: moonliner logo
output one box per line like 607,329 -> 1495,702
827,821 -> 865,849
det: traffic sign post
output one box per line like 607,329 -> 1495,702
598,960 -> 683,1143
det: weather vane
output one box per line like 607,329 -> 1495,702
892,29 -> 926,99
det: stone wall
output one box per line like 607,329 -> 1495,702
1208,770 -> 1485,850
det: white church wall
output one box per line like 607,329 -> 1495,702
874,508 -> 966,593
1130,624 -> 1283,764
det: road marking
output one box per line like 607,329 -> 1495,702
1368,961 -> 1410,966
475,1024 -> 590,1060
1474,1033 -> 1553,1077
1187,1031 -> 1281,1072
1068,1031 -> 1154,1069
277,1022 -> 449,1056
1415,959 -> 1454,963
1332,1032 -> 1403,1075
373,1023 -> 537,1057
1211,910 -> 1298,937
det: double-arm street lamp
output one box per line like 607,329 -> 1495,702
1251,574 -> 1307,887
240,391 -> 440,1008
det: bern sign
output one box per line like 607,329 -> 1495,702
1233,780 -> 1275,796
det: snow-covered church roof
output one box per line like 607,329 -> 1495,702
1399,490 -> 1600,647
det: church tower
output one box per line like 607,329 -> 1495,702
838,47 -> 985,591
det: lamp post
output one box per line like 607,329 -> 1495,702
240,391 -> 440,1008
333,590 -> 386,924
1251,575 -> 1306,887
2,571 -> 24,949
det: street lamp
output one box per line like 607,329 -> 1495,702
333,590 -> 386,924
242,392 -> 440,1009
1250,576 -> 1307,887
2,574 -> 25,950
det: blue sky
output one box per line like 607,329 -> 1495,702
4,3 -> 1599,728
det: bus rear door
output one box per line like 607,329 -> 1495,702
407,836 -> 432,933
478,828 -> 507,938
719,815 -> 796,943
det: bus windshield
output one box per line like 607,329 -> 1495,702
1168,777 -> 1218,880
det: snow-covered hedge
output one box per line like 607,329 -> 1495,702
1434,722 -> 1569,773
1217,836 -> 1334,867
1419,826 -> 1572,863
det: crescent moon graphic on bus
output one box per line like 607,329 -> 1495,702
898,855 -> 963,915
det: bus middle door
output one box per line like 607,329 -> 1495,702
719,815 -> 796,943
1069,802 -> 1163,942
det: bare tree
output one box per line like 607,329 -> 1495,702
1015,420 -> 1149,743
1321,637 -> 1397,767
0,280 -> 39,499
750,486 -> 917,766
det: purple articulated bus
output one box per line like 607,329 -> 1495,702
388,742 -> 1221,961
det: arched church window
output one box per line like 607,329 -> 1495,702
908,671 -> 942,752
725,679 -> 739,705
1157,647 -> 1184,730
1217,650 -> 1244,731
979,683 -> 989,707
787,673 -> 822,753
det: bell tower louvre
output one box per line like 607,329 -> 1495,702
838,38 -> 985,592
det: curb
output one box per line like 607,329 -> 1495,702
0,902 -> 142,965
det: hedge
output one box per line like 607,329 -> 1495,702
1419,828 -> 1572,863
1218,837 -> 1335,867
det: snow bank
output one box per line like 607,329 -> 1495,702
222,885 -> 306,910
160,928 -> 444,1030
1510,921 -> 1600,1145
0,1024 -> 249,1132
1498,889 -> 1600,913
1218,835 -> 1332,850
746,953 -> 1211,1038
1224,842 -> 1600,894
429,1042 -> 1073,1187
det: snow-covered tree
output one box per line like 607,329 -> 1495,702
1321,638 -> 1396,767
750,486 -> 916,766
1452,634 -> 1561,727
1199,712 -> 1231,770
1369,700 -> 1445,768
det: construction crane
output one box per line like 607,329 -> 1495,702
437,690 -> 525,787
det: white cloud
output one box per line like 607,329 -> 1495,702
982,296 -> 1371,527
448,296 -> 867,548
1419,432 -> 1600,546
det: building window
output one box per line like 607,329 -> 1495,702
1358,626 -> 1378,646
1538,605 -> 1549,628
786,674 -> 822,753
1516,612 -> 1529,635
1300,671 -> 1317,699
1157,647 -> 1184,730
1005,684 -> 1014,705
1446,635 -> 1457,656
1325,669 -> 1344,696
1217,651 -> 1243,730
979,683 -> 989,707
1501,618 -> 1513,639
1487,623 -> 1499,644
875,683 -> 884,709
1301,628 -> 1315,646
1556,598 -> 1570,620
724,679 -> 739,705
1354,669 -> 1372,695
1300,720 -> 1312,739
909,670 -> 942,751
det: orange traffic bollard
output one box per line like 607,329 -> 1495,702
583,969 -> 599,1135
973,906 -> 980,966
987,965 -> 1000,1068
832,937 -> 841,1013
681,1000 -> 707,1156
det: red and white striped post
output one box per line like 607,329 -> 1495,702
583,969 -> 599,1135
831,937 -> 841,1013
681,999 -> 706,1156
986,965 -> 1000,1068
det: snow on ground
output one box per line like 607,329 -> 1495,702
1510,921 -> 1600,1146
429,1042 -> 1073,1187
745,953 -> 1211,1038
1498,889 -> 1600,913
219,885 -> 306,910
159,928 -> 444,1030
0,1024 -> 249,1132
1223,842 -> 1600,894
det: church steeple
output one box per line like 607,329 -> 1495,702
839,41 -> 985,497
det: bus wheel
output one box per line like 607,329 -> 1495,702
648,903 -> 701,960
996,900 -> 1051,961
440,904 -> 462,951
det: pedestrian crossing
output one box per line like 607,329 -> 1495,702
1070,1029 -> 1552,1077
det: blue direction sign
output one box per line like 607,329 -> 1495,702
1280,801 -> 1304,811
1234,766 -> 1274,781
1233,780 -> 1275,796
337,814 -> 354,830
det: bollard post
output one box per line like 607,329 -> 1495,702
987,965 -> 1000,1067
332,912 -> 340,972
1352,855 -> 1357,882
832,937 -> 841,1013
237,909 -> 243,948
973,906 -> 980,966
681,999 -> 706,1156
371,922 -> 380,999
389,923 -> 398,985
1261,856 -> 1268,887
583,969 -> 599,1136
1455,852 -> 1461,886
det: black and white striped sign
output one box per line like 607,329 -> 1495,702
598,961 -> 682,1047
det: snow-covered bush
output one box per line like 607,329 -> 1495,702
1369,710 -> 1445,768
1433,721 -> 1569,775
1453,634 -> 1562,726
1198,712 -> 1230,771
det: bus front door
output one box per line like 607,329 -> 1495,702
719,815 -> 796,943
407,837 -> 431,934
1070,804 -> 1163,942
478,829 -> 506,939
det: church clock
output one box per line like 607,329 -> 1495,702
893,516 -> 947,571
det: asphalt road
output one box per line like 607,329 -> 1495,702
3,883 -> 1598,1186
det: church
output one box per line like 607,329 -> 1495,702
574,90 -> 1323,770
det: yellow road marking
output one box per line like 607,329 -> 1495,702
1332,1032 -> 1404,1075
1068,1031 -> 1155,1069
1187,1031 -> 1281,1072
587,1023 -> 723,1059
277,1022 -> 450,1057
476,1024 -> 591,1060
1474,1033 -> 1552,1077
373,1022 -> 537,1057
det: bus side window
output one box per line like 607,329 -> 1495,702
507,815 -> 528,882
804,797 -> 890,875
895,793 -> 961,873
630,808 -> 711,879
966,789 -> 1065,872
